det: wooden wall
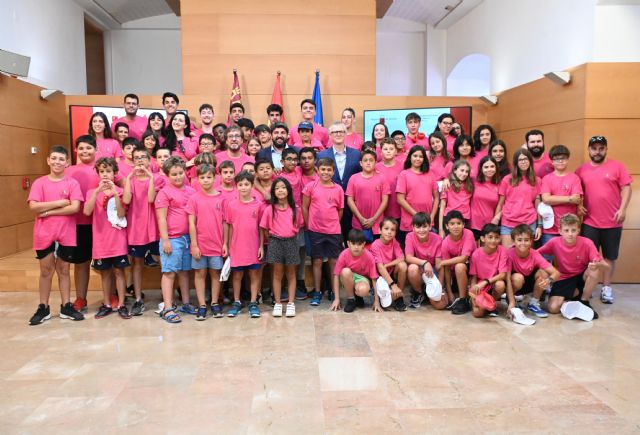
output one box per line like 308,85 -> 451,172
0,75 -> 69,258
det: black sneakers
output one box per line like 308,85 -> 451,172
60,302 -> 85,321
344,298 -> 357,313
354,295 -> 365,308
580,300 -> 599,320
95,304 -> 113,319
131,300 -> 145,316
117,305 -> 131,319
451,298 -> 471,315
29,304 -> 51,325
394,297 -> 408,312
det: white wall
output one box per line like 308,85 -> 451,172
0,0 -> 86,94
425,25 -> 446,96
594,5 -> 640,61
105,14 -> 182,95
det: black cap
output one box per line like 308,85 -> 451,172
588,135 -> 607,147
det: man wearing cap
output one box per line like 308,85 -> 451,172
288,99 -> 329,148
256,122 -> 298,171
525,130 -> 554,178
576,135 -> 633,305
293,121 -> 324,151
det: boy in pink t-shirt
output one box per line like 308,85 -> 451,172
83,157 -> 131,320
27,146 -> 85,325
117,137 -> 137,180
538,214 -> 608,321
217,161 -> 237,201
375,139 -> 404,221
333,229 -> 379,313
122,148 -> 165,316
299,147 -> 319,189
370,218 -> 408,312
303,158 -> 345,309
223,171 -> 265,319
468,224 -> 509,318
187,164 -> 226,320
155,157 -> 197,323
404,112 -> 430,147
440,211 -> 476,315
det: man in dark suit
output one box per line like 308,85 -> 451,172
256,122 -> 299,170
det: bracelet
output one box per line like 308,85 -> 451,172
422,262 -> 428,269
388,280 -> 396,286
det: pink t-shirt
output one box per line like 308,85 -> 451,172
191,127 -> 214,141
87,187 -> 128,259
470,181 -> 500,231
405,134 -> 429,148
346,172 -> 391,234
224,197 -> 263,267
186,190 -> 225,256
507,247 -> 551,276
475,146 -> 489,161
345,132 -> 364,150
293,139 -> 324,151
302,181 -> 344,234
96,138 -> 123,159
441,229 -> 476,260
66,162 -> 100,225
541,172 -> 583,234
429,155 -> 452,181
278,167 -> 303,206
171,137 -> 199,162
499,174 -> 541,228
149,158 -> 161,174
28,176 -> 84,250
113,115 -> 148,141
396,169 -> 438,231
289,122 -> 329,148
301,172 -> 319,189
533,154 -> 554,179
215,150 -> 255,173
333,248 -> 379,279
576,160 -> 633,229
117,159 -> 135,180
441,186 -> 472,219
370,238 -> 404,273
260,205 -> 304,238
538,236 -> 602,280
445,135 -> 456,156
404,231 -> 442,264
469,245 -> 509,280
154,183 -> 196,237
126,174 -> 165,246
375,160 -> 404,219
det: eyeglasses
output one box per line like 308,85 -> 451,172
552,156 -> 568,162
441,121 -> 453,126
330,131 -> 346,135
285,157 -> 299,162
133,156 -> 149,161
227,134 -> 241,139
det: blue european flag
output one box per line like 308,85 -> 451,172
312,70 -> 324,126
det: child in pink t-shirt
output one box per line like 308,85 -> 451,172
154,148 -> 171,187
223,171 -> 265,318
404,212 -> 447,310
141,131 -> 161,173
27,146 -> 84,325
375,139 -> 404,220
84,157 -> 131,320
332,229 -> 379,313
122,148 -> 165,316
347,149 -> 390,237
188,152 -> 216,190
260,178 -> 304,317
538,214 -> 608,320
468,224 -> 509,318
439,160 -> 473,237
370,218 -> 408,312
440,211 -> 476,315
470,156 -> 501,240
155,157 -> 197,323
187,163 -> 226,320
303,158 -> 345,307
299,147 -> 319,189
428,132 -> 452,181
117,137 -> 137,180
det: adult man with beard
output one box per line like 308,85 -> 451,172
113,94 -> 147,141
256,122 -> 299,170
214,125 -> 254,172
525,129 -> 554,178
192,103 -> 215,140
576,135 -> 632,305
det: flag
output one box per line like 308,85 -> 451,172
312,70 -> 324,126
270,71 -> 285,127
228,69 -> 242,124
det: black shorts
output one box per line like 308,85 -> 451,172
581,224 -> 622,261
129,241 -> 160,258
68,225 -> 93,264
92,255 -> 130,271
517,273 -> 537,295
265,236 -> 300,265
307,231 -> 342,259
35,242 -> 75,262
550,274 -> 585,300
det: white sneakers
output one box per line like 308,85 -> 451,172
273,302 -> 296,317
600,286 -> 614,304
561,301 -> 594,322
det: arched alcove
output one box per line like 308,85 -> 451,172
446,53 -> 491,96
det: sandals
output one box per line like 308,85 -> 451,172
162,308 -> 182,324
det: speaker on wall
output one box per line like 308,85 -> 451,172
0,49 -> 31,77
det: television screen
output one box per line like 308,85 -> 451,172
363,106 -> 472,142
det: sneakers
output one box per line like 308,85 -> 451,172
580,299 -> 599,320
355,295 -> 365,308
179,303 -> 197,315
394,297 -> 408,312
29,304 -> 51,325
600,286 -> 614,304
344,298 -> 357,313
196,306 -> 207,321
117,305 -> 131,319
72,297 -> 87,312
452,298 -> 471,315
285,302 -> 296,317
309,290 -> 322,306
409,291 -> 425,309
527,301 -> 548,318
227,301 -> 242,317
273,303 -> 283,317
131,300 -> 145,316
211,304 -> 223,318
60,302 -> 85,321
446,297 -> 460,311
248,302 -> 261,318
95,304 -> 113,319
295,280 -> 308,300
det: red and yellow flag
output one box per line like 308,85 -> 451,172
228,69 -> 242,124
270,71 -> 285,126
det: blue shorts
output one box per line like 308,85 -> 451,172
192,255 -> 224,270
231,263 -> 261,272
500,223 -> 537,237
129,241 -> 160,258
160,235 -> 192,273
307,230 -> 342,259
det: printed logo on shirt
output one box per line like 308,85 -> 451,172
252,210 -> 257,218
375,184 -> 381,191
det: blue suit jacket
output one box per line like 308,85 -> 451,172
317,146 -> 361,191
256,145 -> 300,166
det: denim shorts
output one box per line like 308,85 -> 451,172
191,255 -> 224,270
160,235 -> 192,273
500,223 -> 537,237
231,263 -> 261,271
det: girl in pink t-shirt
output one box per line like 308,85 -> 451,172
470,156 -> 502,240
370,218 -> 408,311
375,139 -> 404,220
141,131 -> 160,173
428,131 -> 452,182
439,160 -> 473,237
89,112 -> 123,160
496,149 -> 542,247
452,135 -> 479,180
165,112 -> 198,163
246,137 -> 262,159
472,124 -> 497,160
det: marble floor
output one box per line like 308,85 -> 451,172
1,285 -> 640,434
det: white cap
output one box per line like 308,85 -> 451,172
376,277 -> 392,308
422,274 -> 443,301
106,196 -> 127,229
510,307 -> 536,325
537,202 -> 554,230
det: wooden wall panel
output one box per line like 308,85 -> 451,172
585,63 -> 640,119
616,230 -> 640,283
0,176 -> 38,228
584,120 -> 640,174
181,0 -> 375,16
0,126 -> 68,175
